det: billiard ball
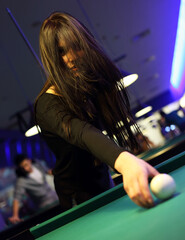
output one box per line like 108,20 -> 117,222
150,174 -> 176,200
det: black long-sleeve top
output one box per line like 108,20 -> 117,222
35,93 -> 124,190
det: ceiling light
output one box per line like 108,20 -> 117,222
25,125 -> 40,137
135,105 -> 153,118
179,94 -> 185,108
121,73 -> 138,87
118,70 -> 138,89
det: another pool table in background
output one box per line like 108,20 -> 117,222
138,133 -> 185,164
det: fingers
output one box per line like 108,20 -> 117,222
123,164 -> 157,208
137,172 -> 154,207
125,179 -> 148,208
124,176 -> 154,208
133,161 -> 159,207
147,164 -> 160,178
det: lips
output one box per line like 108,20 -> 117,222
70,66 -> 77,71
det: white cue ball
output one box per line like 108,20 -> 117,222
150,174 -> 176,200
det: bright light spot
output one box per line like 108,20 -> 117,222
135,106 -> 152,118
118,73 -> 138,89
170,124 -> 176,130
165,126 -> 171,132
170,0 -> 185,88
25,125 -> 41,137
179,94 -> 185,108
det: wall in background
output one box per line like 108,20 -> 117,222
0,130 -> 56,169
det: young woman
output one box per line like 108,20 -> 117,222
35,12 -> 159,211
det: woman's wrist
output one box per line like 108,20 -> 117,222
114,151 -> 130,174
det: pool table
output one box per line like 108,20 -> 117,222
138,133 -> 185,164
28,151 -> 185,240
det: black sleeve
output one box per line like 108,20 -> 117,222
36,94 -> 125,168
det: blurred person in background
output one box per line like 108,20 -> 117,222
8,154 -> 58,224
134,133 -> 156,154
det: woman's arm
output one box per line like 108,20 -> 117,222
36,94 -> 124,168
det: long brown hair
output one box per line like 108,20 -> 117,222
35,12 -> 140,151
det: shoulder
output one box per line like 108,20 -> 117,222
35,92 -> 67,128
46,87 -> 58,95
36,93 -> 63,114
16,177 -> 27,187
33,161 -> 45,171
37,92 -> 54,106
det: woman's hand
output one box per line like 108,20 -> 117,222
114,151 -> 159,208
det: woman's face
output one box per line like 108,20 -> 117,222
58,40 -> 84,73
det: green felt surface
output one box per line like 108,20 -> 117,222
34,158 -> 185,240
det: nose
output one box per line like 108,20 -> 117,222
67,50 -> 76,62
63,51 -> 76,68
66,57 -> 75,68
68,56 -> 74,63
